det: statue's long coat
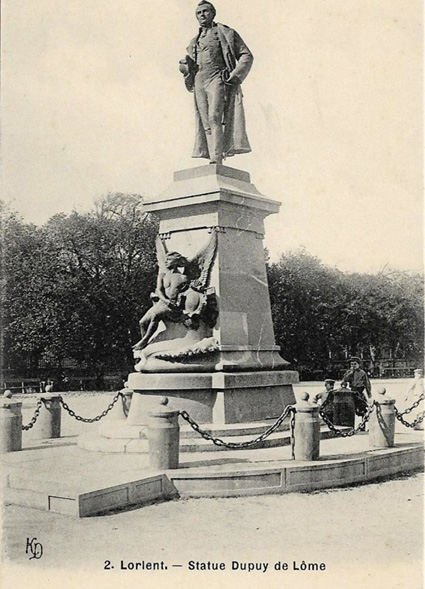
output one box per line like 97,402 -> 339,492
185,23 -> 254,159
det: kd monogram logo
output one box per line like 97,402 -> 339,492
26,538 -> 43,560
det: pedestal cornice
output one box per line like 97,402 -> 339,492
143,164 -> 281,218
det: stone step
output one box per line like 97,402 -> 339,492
181,420 -> 290,439
5,472 -> 175,517
96,418 -> 289,441
78,424 -> 344,454
5,435 -> 423,517
4,485 -> 54,513
178,425 -> 348,452
179,429 -> 291,452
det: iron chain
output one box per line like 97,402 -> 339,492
397,392 -> 424,416
394,407 -> 424,429
393,393 -> 424,428
351,390 -> 370,416
319,401 -> 375,437
179,404 -> 295,449
121,393 -> 130,418
59,391 -> 124,423
22,399 -> 43,431
290,407 -> 296,459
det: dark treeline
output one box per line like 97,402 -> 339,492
1,195 -> 158,383
267,248 -> 423,377
1,194 -> 423,383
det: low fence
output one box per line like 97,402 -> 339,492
1,387 -> 423,467
1,376 -> 126,394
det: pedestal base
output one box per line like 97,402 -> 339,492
126,370 -> 298,425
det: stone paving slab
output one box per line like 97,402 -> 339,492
78,422 -> 349,453
1,430 -> 423,516
2,430 -> 423,475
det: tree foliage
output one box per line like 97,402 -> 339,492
2,194 -> 158,378
1,201 -> 423,380
267,247 -> 424,368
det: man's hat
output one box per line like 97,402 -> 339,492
349,357 -> 361,364
324,379 -> 335,385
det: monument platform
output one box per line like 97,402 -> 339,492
126,371 -> 298,425
3,431 -> 423,518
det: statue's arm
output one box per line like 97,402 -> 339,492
155,271 -> 171,305
179,52 -> 197,92
226,30 -> 253,84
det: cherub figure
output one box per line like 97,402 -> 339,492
133,232 -> 217,351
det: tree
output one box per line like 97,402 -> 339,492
3,203 -> 422,382
2,194 -> 159,379
267,247 -> 346,366
1,203 -> 64,375
267,248 -> 424,370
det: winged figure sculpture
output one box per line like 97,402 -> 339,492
133,231 -> 218,351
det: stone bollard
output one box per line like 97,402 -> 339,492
148,397 -> 180,470
33,393 -> 62,439
0,391 -> 22,452
414,418 -> 424,432
293,393 -> 320,461
369,387 -> 395,448
108,388 -> 133,421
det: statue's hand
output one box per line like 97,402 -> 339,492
225,72 -> 242,85
179,59 -> 189,75
167,300 -> 181,312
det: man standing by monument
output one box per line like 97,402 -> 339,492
179,1 -> 253,165
314,378 -> 336,420
342,357 -> 372,399
314,378 -> 336,405
342,357 -> 372,416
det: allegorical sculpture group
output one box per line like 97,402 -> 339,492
134,1 -> 252,368
133,231 -> 219,369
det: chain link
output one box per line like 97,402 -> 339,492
394,407 -> 424,429
397,392 -> 424,416
351,390 -> 370,416
21,399 -> 43,431
393,393 -> 424,429
59,391 -> 124,423
393,392 -> 424,429
290,407 -> 296,459
121,393 -> 130,418
319,401 -> 375,437
179,405 -> 295,449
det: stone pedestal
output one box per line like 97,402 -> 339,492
127,164 -> 298,425
141,164 -> 289,373
126,370 -> 298,425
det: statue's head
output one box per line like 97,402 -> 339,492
196,1 -> 216,27
165,251 -> 188,269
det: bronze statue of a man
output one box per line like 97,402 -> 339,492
179,1 -> 254,165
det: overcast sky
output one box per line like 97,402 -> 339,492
2,0 -> 423,273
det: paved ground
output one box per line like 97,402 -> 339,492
2,431 -> 423,486
1,472 -> 423,589
1,378 -> 423,589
